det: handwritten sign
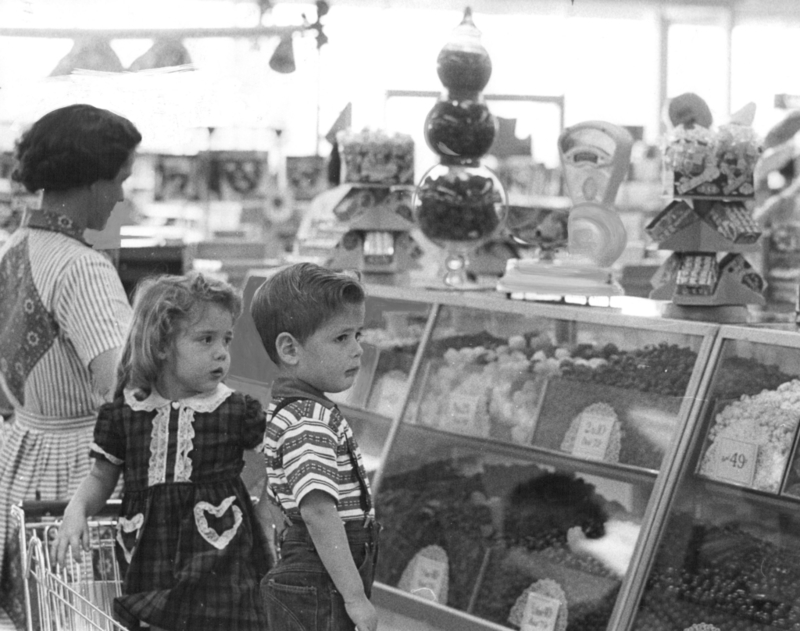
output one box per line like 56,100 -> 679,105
520,592 -> 561,631
408,556 -> 447,603
711,436 -> 757,486
445,395 -> 483,436
571,410 -> 615,460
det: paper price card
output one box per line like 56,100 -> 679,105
446,394 -> 483,436
408,556 -> 447,603
711,436 -> 757,486
520,592 -> 561,631
571,410 -> 615,460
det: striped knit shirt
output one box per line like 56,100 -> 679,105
261,377 -> 374,523
0,218 -> 131,418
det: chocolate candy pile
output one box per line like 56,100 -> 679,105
559,343 -> 697,397
637,519 -> 800,630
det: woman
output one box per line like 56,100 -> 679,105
0,104 -> 141,630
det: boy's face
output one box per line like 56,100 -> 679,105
295,302 -> 365,394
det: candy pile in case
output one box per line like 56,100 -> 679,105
338,129 -> 415,185
374,460 -> 496,612
699,379 -> 800,492
635,513 -> 800,630
472,472 -> 624,631
558,342 -> 697,397
411,332 -> 696,469
376,456 -> 629,631
713,356 -> 798,401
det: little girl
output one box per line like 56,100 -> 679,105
55,272 -> 270,631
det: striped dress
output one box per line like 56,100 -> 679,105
0,210 -> 131,631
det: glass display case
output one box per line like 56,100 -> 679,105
627,326 -> 800,631
229,273 -> 433,479
361,286 -> 718,631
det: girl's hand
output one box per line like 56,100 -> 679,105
345,595 -> 378,631
53,509 -> 89,568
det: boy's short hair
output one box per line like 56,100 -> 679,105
250,263 -> 365,365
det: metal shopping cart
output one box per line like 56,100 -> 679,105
11,501 -> 126,631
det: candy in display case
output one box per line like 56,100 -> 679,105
628,327 -> 800,631
366,287 -> 718,631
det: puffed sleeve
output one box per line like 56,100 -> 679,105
90,400 -> 126,466
240,394 -> 267,450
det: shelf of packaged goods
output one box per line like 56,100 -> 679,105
392,419 -> 659,487
374,583 -> 512,631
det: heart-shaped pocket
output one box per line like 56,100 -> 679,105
116,514 -> 144,564
194,496 -> 243,550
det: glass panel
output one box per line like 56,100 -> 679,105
631,338 -> 800,630
376,304 -> 707,630
329,295 -> 431,472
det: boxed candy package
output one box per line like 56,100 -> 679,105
338,129 -> 414,186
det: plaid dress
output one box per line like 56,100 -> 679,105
91,384 -> 270,631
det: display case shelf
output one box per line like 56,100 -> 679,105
696,477 -> 800,514
396,420 -> 660,487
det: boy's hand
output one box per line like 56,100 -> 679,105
345,595 -> 377,631
53,509 -> 89,568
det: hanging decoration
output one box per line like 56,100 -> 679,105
128,38 -> 192,72
49,37 -> 124,76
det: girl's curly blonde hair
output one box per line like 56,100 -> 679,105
116,272 -> 242,397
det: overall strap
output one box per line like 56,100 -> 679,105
270,396 -> 304,420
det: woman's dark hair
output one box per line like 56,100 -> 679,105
12,104 -> 142,193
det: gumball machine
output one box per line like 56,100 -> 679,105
414,7 -> 508,289
498,121 -> 633,297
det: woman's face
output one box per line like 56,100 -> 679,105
87,150 -> 135,231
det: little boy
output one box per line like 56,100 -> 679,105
250,262 -> 379,631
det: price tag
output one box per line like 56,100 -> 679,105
408,556 -> 447,603
711,436 -> 758,486
445,395 -> 483,435
520,592 -> 561,631
571,409 -> 615,460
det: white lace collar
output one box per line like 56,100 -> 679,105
124,383 -> 234,414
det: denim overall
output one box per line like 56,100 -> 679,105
260,398 -> 381,631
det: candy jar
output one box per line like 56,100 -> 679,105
415,7 -> 507,289
415,162 -> 506,287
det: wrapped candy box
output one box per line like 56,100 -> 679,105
338,129 -> 415,186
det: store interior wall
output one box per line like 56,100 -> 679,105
0,0 -> 799,161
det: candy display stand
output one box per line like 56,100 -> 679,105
413,7 -> 508,290
648,99 -> 766,323
292,180 -> 423,283
497,120 -> 633,298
